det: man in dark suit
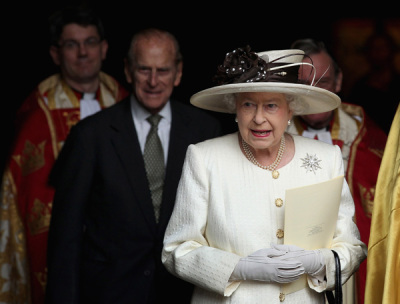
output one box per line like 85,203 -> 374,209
45,28 -> 221,304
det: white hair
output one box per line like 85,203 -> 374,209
222,94 -> 236,113
222,92 -> 307,115
286,94 -> 308,115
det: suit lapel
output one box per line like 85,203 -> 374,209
159,102 -> 193,227
108,100 -> 200,231
109,99 -> 157,231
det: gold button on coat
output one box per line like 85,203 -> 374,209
276,229 -> 284,238
275,198 -> 283,207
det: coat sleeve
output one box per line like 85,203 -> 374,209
162,144 -> 241,297
45,123 -> 96,304
309,145 -> 368,292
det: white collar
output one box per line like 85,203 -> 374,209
130,95 -> 172,124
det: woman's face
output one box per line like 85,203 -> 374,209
236,92 -> 292,151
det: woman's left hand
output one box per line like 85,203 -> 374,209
271,244 -> 325,276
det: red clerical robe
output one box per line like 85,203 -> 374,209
0,72 -> 128,304
344,103 -> 387,304
288,102 -> 387,304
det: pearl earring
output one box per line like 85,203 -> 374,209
235,117 -> 238,123
288,120 -> 291,126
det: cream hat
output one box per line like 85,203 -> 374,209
190,47 -> 341,115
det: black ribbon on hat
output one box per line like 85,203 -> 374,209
213,45 -> 302,85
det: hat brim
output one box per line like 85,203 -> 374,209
190,82 -> 341,115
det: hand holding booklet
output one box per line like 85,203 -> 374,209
282,175 -> 344,294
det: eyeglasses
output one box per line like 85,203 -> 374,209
58,37 -> 102,51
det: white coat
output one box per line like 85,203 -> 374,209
162,132 -> 367,304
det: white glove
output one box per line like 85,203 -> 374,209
271,244 -> 325,276
230,248 -> 305,283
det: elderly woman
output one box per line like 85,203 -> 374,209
162,46 -> 367,303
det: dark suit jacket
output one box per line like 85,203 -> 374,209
45,97 -> 222,304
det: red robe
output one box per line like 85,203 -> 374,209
0,72 -> 128,304
289,102 -> 387,304
344,103 -> 387,304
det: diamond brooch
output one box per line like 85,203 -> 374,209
300,153 -> 322,173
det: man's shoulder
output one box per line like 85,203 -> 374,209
99,72 -> 129,100
171,100 -> 219,122
170,100 -> 222,137
85,96 -> 130,119
37,74 -> 62,95
340,102 -> 386,134
340,102 -> 364,119
72,97 -> 130,131
339,102 -> 387,149
18,74 -> 61,109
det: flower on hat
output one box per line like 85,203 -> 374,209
213,45 -> 302,86
213,45 -> 268,85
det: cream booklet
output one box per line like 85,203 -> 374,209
282,175 -> 344,294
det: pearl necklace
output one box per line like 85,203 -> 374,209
241,135 -> 286,179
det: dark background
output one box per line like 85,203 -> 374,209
3,1 -> 399,171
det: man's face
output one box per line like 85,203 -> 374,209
298,52 -> 340,129
50,23 -> 108,87
124,36 -> 182,114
